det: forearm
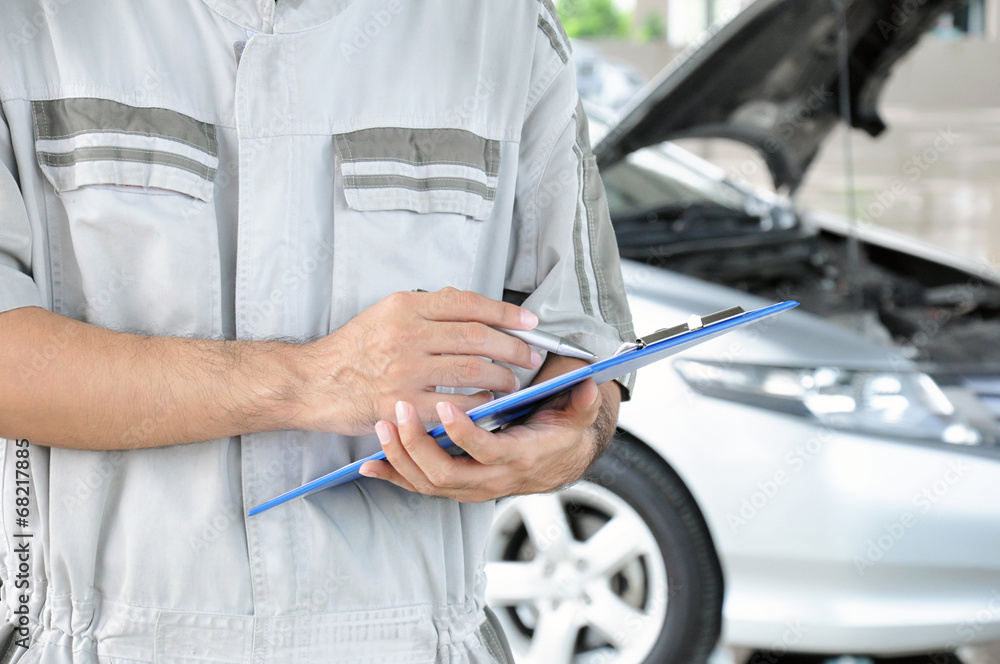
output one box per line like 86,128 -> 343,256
0,290 -> 542,449
0,307 -> 302,450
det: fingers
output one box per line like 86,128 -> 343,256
359,458 -> 416,492
370,416 -> 433,492
420,288 -> 538,330
367,401 -> 499,499
359,394 -> 603,502
392,401 -> 478,491
411,390 -> 493,423
424,355 -> 521,393
435,401 -> 514,467
549,380 -> 601,431
428,322 -> 541,370
566,379 -> 601,424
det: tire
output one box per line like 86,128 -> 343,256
485,435 -> 724,664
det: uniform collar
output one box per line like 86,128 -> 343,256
200,0 -> 358,34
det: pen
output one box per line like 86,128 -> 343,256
410,289 -> 597,362
492,327 -> 598,362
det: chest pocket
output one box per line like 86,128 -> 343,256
334,126 -> 499,221
330,126 -> 501,325
32,97 -> 223,337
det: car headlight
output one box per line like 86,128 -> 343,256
674,360 -> 982,445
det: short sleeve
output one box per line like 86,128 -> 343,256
0,106 -> 43,313
506,7 -> 636,398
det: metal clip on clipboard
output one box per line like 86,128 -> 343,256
614,306 -> 746,356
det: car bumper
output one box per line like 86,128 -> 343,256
620,371 -> 1000,654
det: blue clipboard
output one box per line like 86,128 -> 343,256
248,300 -> 799,515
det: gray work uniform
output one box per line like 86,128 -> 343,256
0,1 -> 635,662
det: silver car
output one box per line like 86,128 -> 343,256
486,0 -> 1000,662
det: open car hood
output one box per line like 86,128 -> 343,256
593,0 -> 957,193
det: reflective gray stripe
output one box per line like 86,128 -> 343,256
576,100 -> 612,322
575,101 -> 636,348
334,127 -> 500,177
37,146 -> 216,181
574,99 -> 591,152
583,153 -> 613,328
537,15 -> 569,64
572,107 -> 594,316
538,0 -> 571,52
571,106 -> 636,396
571,143 -> 594,317
342,174 -> 494,200
32,98 -> 217,155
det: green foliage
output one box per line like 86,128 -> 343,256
556,0 -> 632,38
638,11 -> 667,42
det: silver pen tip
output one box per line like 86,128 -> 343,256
558,340 -> 598,362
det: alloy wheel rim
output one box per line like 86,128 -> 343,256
485,481 -> 669,664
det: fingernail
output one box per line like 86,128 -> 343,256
395,401 -> 409,424
436,402 -> 454,425
530,349 -> 542,368
359,463 -> 377,478
521,310 -> 538,328
375,421 -> 390,445
513,375 -> 521,392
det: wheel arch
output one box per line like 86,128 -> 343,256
605,428 -> 727,595
592,427 -> 727,656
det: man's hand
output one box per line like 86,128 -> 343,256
0,289 -> 541,449
357,355 -> 623,502
295,287 -> 542,436
0,290 -> 596,452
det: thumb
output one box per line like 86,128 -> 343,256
567,379 -> 600,419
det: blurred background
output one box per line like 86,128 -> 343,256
483,2 -> 1000,664
563,0 -> 1000,269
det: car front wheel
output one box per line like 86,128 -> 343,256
485,436 -> 724,664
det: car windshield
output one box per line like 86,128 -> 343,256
585,110 -> 799,258
586,110 -> 751,219
597,140 -> 792,258
600,144 -> 748,218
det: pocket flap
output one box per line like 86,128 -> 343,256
32,98 -> 218,202
334,127 -> 499,221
